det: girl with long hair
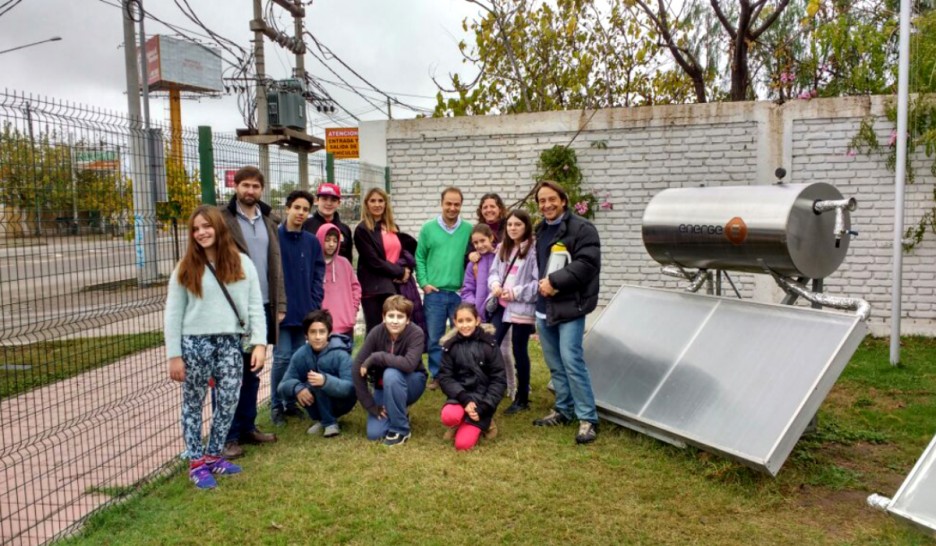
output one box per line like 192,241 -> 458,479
487,209 -> 539,414
353,188 -> 420,333
165,205 -> 267,489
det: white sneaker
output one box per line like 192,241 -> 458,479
306,422 -> 322,435
323,423 -> 341,438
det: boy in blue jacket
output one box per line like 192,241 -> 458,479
271,190 -> 326,427
277,309 -> 356,437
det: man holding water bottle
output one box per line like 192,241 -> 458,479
531,180 -> 601,445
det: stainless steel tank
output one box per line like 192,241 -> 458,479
642,183 -> 854,279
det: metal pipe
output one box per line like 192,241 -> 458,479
813,198 -> 857,248
891,0 -> 912,365
661,265 -> 686,279
686,270 -> 710,293
867,493 -> 891,511
769,272 -> 871,321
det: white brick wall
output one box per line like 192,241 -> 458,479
362,96 -> 936,336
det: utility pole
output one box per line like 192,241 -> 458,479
122,0 -> 158,285
239,0 -> 323,183
252,0 -> 270,176
294,1 -> 309,190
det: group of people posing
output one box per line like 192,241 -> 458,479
164,165 -> 602,490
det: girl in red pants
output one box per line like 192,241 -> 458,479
437,303 -> 507,450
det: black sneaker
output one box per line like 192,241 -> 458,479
533,409 -> 571,427
504,401 -> 530,415
383,431 -> 411,446
575,421 -> 598,444
271,407 -> 286,427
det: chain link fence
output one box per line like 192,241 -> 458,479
0,88 -> 384,544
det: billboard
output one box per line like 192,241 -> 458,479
144,35 -> 223,93
74,148 -> 120,171
224,170 -> 237,188
325,128 -> 359,159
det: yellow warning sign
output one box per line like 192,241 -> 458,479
325,127 -> 359,159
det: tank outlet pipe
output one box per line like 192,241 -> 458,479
814,198 -> 858,248
685,270 -> 710,293
867,493 -> 892,512
661,265 -> 688,279
660,265 -> 709,292
769,270 -> 871,320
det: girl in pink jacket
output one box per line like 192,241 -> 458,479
316,224 -> 362,337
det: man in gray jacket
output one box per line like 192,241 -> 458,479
220,165 -> 286,458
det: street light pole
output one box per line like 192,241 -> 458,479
0,36 -> 62,56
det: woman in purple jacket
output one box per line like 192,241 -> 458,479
488,210 -> 539,415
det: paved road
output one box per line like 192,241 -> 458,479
0,235 -> 180,343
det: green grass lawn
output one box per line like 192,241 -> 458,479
61,337 -> 936,545
0,332 -> 164,399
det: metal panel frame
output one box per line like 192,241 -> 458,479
887,433 -> 936,535
585,284 -> 868,476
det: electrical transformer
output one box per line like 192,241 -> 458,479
268,90 -> 306,130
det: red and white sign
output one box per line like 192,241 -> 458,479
224,170 -> 237,188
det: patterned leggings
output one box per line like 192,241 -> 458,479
180,334 -> 242,460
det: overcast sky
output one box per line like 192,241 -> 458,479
0,0 -> 481,135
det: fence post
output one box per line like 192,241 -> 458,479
384,166 -> 391,193
198,126 -> 216,205
326,152 -> 335,183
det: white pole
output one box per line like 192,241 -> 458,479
890,0 -> 911,365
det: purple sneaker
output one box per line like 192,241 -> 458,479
207,457 -> 242,475
189,465 -> 217,489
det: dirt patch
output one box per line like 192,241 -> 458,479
823,441 -> 906,492
790,485 -> 887,541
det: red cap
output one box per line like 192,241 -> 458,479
316,183 -> 341,198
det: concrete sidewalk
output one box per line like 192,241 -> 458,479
0,346 -> 271,545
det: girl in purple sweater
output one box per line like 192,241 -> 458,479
459,224 -> 496,322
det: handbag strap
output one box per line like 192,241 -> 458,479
498,247 -> 521,286
205,262 -> 246,330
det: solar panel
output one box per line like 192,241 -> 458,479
584,285 -> 868,475
885,433 -> 936,535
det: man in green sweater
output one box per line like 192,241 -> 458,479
416,186 -> 473,388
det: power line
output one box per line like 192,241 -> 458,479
0,0 -> 24,18
305,31 -> 434,114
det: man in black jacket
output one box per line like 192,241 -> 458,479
303,182 -> 353,263
531,180 -> 600,445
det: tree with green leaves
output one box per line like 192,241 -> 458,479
434,0 -> 676,116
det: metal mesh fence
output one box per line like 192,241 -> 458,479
0,89 -> 384,545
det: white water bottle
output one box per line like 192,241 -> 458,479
546,241 -> 571,275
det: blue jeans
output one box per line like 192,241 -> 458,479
277,382 -> 357,427
271,325 -> 306,412
366,368 -> 427,440
424,290 -> 462,378
536,316 -> 598,423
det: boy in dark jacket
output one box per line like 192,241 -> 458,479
278,310 -> 356,438
353,295 -> 427,446
271,190 -> 326,428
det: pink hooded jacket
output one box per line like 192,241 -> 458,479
316,224 -> 362,335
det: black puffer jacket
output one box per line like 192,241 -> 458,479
437,325 -> 506,431
535,212 -> 601,326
